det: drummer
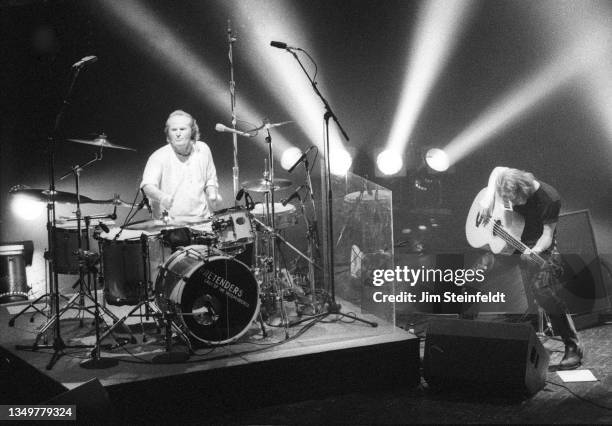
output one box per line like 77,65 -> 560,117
140,110 -> 221,220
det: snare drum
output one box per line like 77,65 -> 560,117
251,202 -> 298,229
99,228 -> 160,306
211,207 -> 254,249
155,245 -> 260,345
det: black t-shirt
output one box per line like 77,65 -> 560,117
512,181 -> 561,248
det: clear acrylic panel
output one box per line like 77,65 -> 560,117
316,171 -> 396,325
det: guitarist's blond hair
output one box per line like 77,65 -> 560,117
496,168 -> 535,201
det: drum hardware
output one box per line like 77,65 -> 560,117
19,127 -> 135,369
274,45 -> 378,329
90,233 -> 191,359
28,217 -> 132,349
151,311 -> 190,364
79,251 -> 119,369
251,216 -> 323,273
13,60 -> 126,371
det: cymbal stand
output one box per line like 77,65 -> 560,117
251,216 -> 322,273
23,155 -> 131,356
80,252 -> 118,369
280,46 -> 377,328
299,154 -> 322,311
15,60 -> 92,370
55,155 -> 125,329
262,127 -> 290,337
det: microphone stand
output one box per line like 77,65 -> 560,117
283,48 -> 377,328
227,20 -> 240,201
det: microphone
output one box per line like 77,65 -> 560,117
72,55 -> 98,69
287,146 -> 315,173
235,188 -> 245,201
214,123 -> 254,138
281,185 -> 304,206
140,188 -> 152,214
97,221 -> 110,233
270,41 -> 299,50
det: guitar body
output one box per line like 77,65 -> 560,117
466,188 -> 525,255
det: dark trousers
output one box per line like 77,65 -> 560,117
473,251 -> 579,346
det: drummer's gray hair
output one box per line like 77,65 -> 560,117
165,110 -> 200,142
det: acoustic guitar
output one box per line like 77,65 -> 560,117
465,188 -> 562,273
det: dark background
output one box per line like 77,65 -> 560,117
2,0 -> 611,293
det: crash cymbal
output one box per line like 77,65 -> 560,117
241,178 -> 292,192
66,134 -> 136,151
10,187 -> 95,204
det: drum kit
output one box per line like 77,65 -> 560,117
9,134 -> 321,366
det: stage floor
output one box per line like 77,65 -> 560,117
1,292 -> 419,421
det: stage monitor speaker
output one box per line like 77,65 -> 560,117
557,210 -> 609,315
423,318 -> 549,397
44,378 -> 115,425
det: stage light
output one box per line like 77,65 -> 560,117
386,0 -> 474,154
414,175 -> 435,192
11,196 -> 45,221
376,149 -> 404,176
425,148 -> 449,172
329,148 -> 352,176
280,147 -> 303,171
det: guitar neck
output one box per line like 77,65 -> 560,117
490,221 -> 546,266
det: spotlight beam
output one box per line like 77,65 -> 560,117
94,0 -> 293,153
444,38 -> 604,166
217,0 -> 349,156
533,0 -> 612,158
386,0 -> 475,154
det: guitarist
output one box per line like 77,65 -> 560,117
477,167 -> 582,370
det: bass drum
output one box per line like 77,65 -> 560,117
155,245 -> 259,345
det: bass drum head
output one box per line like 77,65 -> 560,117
178,255 -> 259,345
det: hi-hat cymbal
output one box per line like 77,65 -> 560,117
241,178 -> 292,192
66,134 -> 136,151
